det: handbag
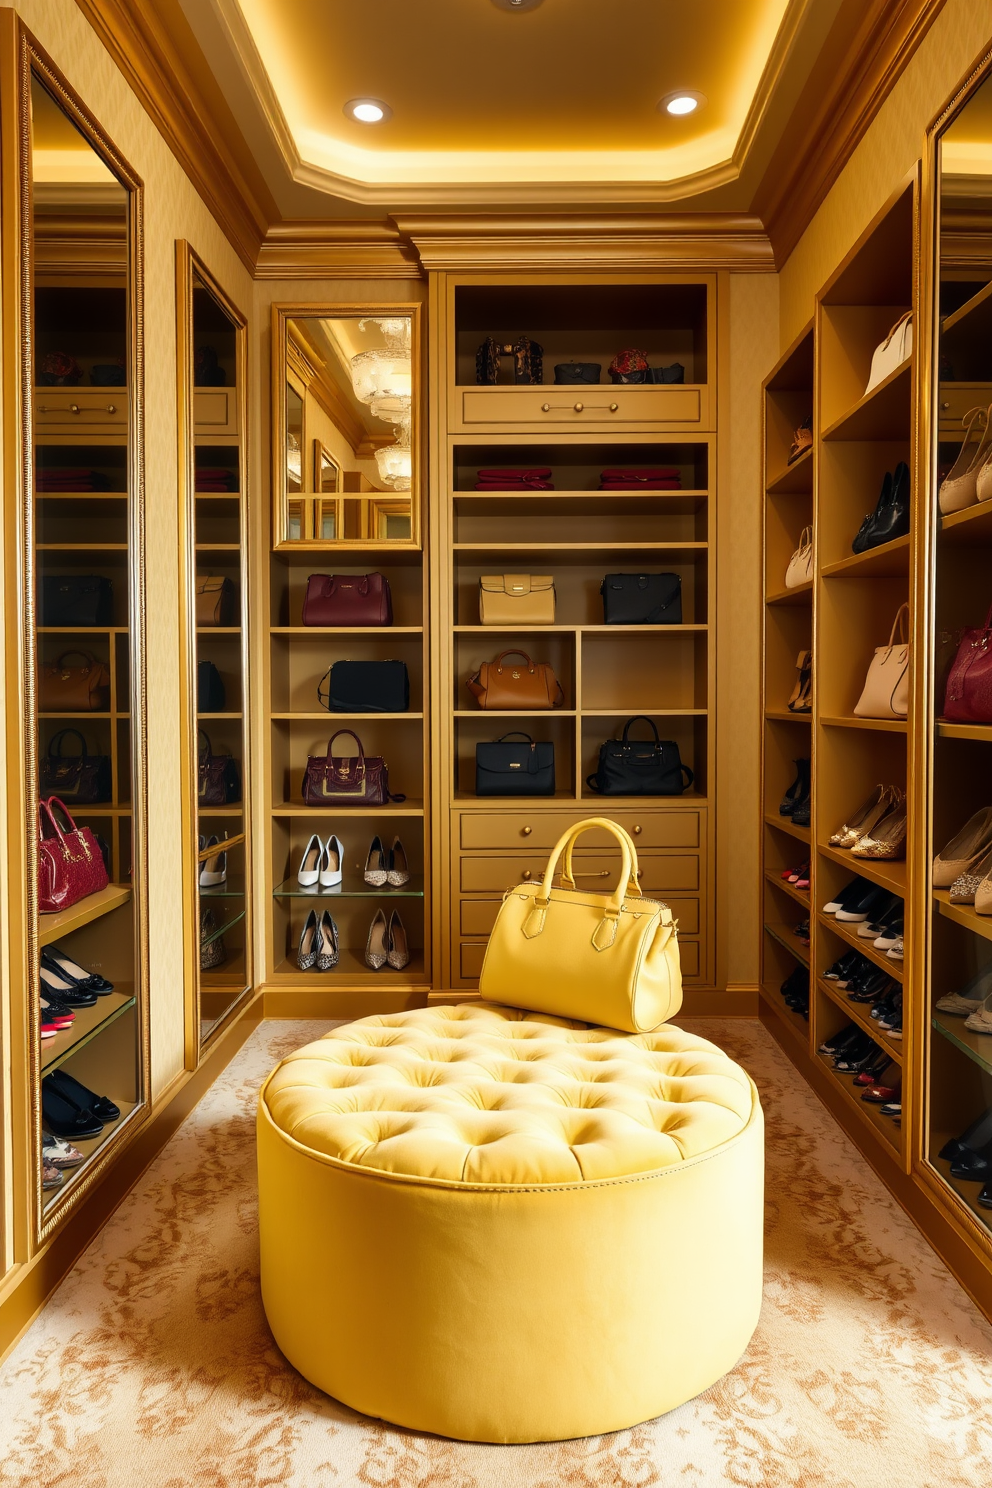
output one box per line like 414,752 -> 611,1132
466,650 -> 565,710
475,733 -> 555,796
301,729 -> 403,807
586,716 -> 694,797
38,651 -> 111,712
302,572 -> 392,627
196,576 -> 237,627
785,527 -> 814,589
648,363 -> 685,384
479,817 -> 682,1034
317,659 -> 409,713
553,362 -> 601,384
200,906 -> 227,971
854,604 -> 910,719
198,731 -> 241,805
479,575 -> 555,626
475,336 -> 543,385
601,573 -> 682,624
39,729 -> 112,804
37,796 -> 110,913
197,660 -> 226,713
38,574 -> 113,627
943,602 -> 992,722
865,311 -> 913,395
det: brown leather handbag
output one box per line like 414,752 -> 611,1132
196,575 -> 237,626
467,650 -> 565,710
38,651 -> 111,712
301,729 -> 403,807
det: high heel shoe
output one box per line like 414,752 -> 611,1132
939,405 -> 990,514
829,785 -> 893,849
199,834 -> 227,887
850,793 -> 907,860
387,837 -> 410,887
779,758 -> 810,817
316,911 -> 339,971
41,945 -> 113,994
949,844 -> 992,903
933,806 -> 992,887
365,909 -> 389,970
386,910 -> 410,970
787,651 -> 813,714
298,834 -> 323,887
297,909 -> 319,970
364,836 -> 389,887
320,834 -> 344,889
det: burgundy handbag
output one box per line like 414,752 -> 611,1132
302,573 -> 392,627
943,604 -> 992,722
37,796 -> 109,913
301,729 -> 403,807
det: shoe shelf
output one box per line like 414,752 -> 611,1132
815,1051 -> 901,1153
763,921 -> 810,967
817,912 -> 904,981
933,890 -> 992,945
270,801 -> 427,817
932,1011 -> 992,1080
37,884 -> 132,948
273,877 -> 425,899
820,534 -> 910,578
936,721 -> 992,742
765,709 -> 812,724
819,715 -> 908,733
817,977 -> 903,1063
937,501 -> 992,546
766,582 -> 813,606
201,908 -> 245,949
764,813 -> 811,845
41,989 -> 136,1078
930,1154 -> 992,1235
268,949 -> 427,984
759,981 -> 810,1049
42,1099 -> 140,1217
766,446 -> 813,496
765,870 -> 809,909
820,358 -> 911,444
818,843 -> 906,898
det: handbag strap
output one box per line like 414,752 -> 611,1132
41,796 -> 89,858
494,732 -> 535,743
493,650 -> 534,672
327,729 -> 365,760
881,309 -> 912,348
621,715 -> 661,745
527,819 -> 640,949
48,728 -> 88,757
53,650 -> 99,668
797,526 -> 813,552
198,729 -> 213,762
887,602 -> 910,649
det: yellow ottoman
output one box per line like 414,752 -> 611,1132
258,1003 -> 764,1443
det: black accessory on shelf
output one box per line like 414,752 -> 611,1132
41,943 -> 113,993
475,336 -> 543,385
600,572 -> 682,625
779,758 -> 810,818
90,361 -> 126,386
41,1077 -> 103,1139
648,363 -> 686,384
318,660 -> 410,714
47,1068 -> 119,1123
197,730 -> 241,805
553,362 -> 601,384
475,733 -> 555,797
39,730 -> 112,804
586,716 -> 693,797
38,574 -> 113,627
852,461 -> 910,553
197,661 -> 226,713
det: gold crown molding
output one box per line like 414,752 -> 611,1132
758,0 -> 949,266
73,0 -> 270,272
255,222 -> 422,280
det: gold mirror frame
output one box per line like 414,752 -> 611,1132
1,19 -> 150,1246
270,303 -> 422,551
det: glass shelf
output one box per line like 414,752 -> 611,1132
932,1012 -> 992,1079
200,907 -> 245,947
273,876 -> 425,899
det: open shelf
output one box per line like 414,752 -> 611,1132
936,721 -> 992,742
42,1100 -> 139,1216
763,921 -> 810,967
765,870 -> 810,909
273,876 -> 425,899
821,357 -> 911,443
38,884 -> 131,948
938,501 -> 992,546
759,981 -> 810,1048
766,582 -> 813,606
817,977 -> 903,1062
818,909 -> 904,978
764,812 -> 811,844
932,1010 -> 992,1079
820,533 -> 910,578
820,715 -> 908,733
818,843 -> 906,897
41,989 -> 135,1076
815,1053 -> 900,1152
766,446 -> 813,495
933,889 -> 992,945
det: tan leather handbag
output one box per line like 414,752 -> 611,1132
479,817 -> 682,1033
196,575 -> 236,627
785,526 -> 814,589
38,651 -> 111,713
854,603 -> 910,719
467,649 -> 565,710
479,575 -> 555,625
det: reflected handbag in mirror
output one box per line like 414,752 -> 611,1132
38,574 -> 113,626
37,796 -> 110,913
318,659 -> 409,713
586,717 -> 694,797
197,660 -> 226,712
198,730 -> 241,804
943,602 -> 992,722
476,733 -> 555,796
39,729 -> 112,804
303,572 -> 392,627
196,576 -> 237,626
38,650 -> 111,712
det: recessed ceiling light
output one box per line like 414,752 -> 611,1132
659,91 -> 707,117
344,98 -> 391,124
491,0 -> 544,11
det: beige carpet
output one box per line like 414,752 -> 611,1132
2,1017 -> 992,1488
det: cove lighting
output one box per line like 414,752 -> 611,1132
660,91 -> 706,117
344,98 -> 391,124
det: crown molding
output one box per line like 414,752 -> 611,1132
73,0 -> 269,272
757,0 -> 949,266
255,222 -> 422,280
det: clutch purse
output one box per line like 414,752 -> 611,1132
318,660 -> 410,713
37,796 -> 110,913
479,575 -> 555,626
553,362 -> 601,384
475,733 -> 555,796
466,650 -> 565,710
301,729 -> 403,807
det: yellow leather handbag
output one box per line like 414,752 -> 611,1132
479,817 -> 682,1033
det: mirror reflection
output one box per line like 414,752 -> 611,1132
278,313 -> 415,544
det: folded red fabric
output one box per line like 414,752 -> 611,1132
475,480 -> 555,491
476,468 -> 553,480
599,480 -> 681,491
600,468 -> 680,480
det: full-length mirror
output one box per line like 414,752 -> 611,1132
28,61 -> 146,1232
272,308 -> 419,547
926,66 -> 992,1238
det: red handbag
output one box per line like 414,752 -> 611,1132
943,604 -> 992,723
37,796 -> 110,913
301,730 -> 404,807
302,573 -> 392,627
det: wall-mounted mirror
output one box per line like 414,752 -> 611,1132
272,307 -> 420,548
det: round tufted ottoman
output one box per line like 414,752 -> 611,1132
257,1003 -> 763,1443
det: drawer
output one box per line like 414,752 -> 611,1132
460,894 -> 699,938
459,935 -> 698,983
460,810 -> 699,851
459,385 -> 705,430
678,939 -> 700,979
459,853 -> 700,893
937,382 -> 992,435
194,387 -> 239,436
34,388 -> 127,433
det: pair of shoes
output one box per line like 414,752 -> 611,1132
41,1069 -> 120,1140
792,918 -> 810,946
781,861 -> 809,889
780,966 -> 809,1019
939,405 -> 991,514
830,785 -> 907,859
42,1133 -> 85,1169
779,759 -> 810,824
787,415 -> 813,465
822,878 -> 900,925
787,651 -> 813,714
297,909 -> 339,970
939,1108 -> 992,1184
935,808 -> 992,912
935,966 -> 992,1016
364,836 -> 410,888
366,909 -> 410,970
199,834 -> 227,887
298,833 -> 344,889
851,462 -> 910,553
41,945 -> 113,998
40,996 -> 75,1040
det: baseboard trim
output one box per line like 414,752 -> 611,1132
0,995 -> 263,1364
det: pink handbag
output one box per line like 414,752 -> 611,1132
37,796 -> 109,913
943,603 -> 992,723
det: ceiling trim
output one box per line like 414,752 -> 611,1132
757,0 -> 950,265
255,222 -> 422,280
73,0 -> 270,271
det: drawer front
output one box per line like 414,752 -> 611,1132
461,894 -> 699,938
458,932 -> 698,983
194,387 -> 238,436
678,939 -> 700,979
459,385 -> 704,430
937,382 -> 992,434
459,853 -> 700,893
35,388 -> 127,432
460,810 -> 699,851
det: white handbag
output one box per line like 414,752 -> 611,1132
785,526 -> 814,589
853,603 -> 910,718
865,312 -> 913,395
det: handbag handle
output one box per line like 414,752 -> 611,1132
559,819 -> 640,892
327,729 -> 365,760
525,818 -> 640,949
880,309 -> 912,348
494,732 -> 535,743
621,715 -> 661,745
198,729 -> 213,761
39,795 -> 91,862
796,526 -> 813,553
886,602 -> 910,650
493,650 -> 534,672
48,728 -> 88,757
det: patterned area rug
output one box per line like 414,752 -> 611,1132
2,1017 -> 992,1487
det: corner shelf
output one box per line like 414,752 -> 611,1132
38,884 -> 131,948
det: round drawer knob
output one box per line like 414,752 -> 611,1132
632,825 -> 643,835
106,404 -> 117,414
69,404 -> 80,414
521,826 -> 532,836
541,403 -> 550,412
522,869 -> 533,880
940,400 -> 950,411
610,403 -> 618,411
573,402 -> 584,412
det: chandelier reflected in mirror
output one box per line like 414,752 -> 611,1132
351,318 -> 413,488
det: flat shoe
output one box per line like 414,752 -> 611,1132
48,1068 -> 120,1123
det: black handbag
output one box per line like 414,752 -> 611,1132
38,575 -> 113,627
39,729 -> 112,804
586,717 -> 694,797
475,732 -> 555,796
198,730 -> 241,805
318,660 -> 410,713
553,362 -> 601,384
648,363 -> 686,384
197,661 -> 226,713
601,572 -> 682,624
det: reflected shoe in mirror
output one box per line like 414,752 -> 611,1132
316,911 -> 339,971
42,1162 -> 64,1191
320,835 -> 344,889
933,806 -> 992,886
39,964 -> 98,1008
387,836 -> 410,887
365,909 -> 389,970
48,1068 -> 119,1123
862,1079 -> 900,1104
297,909 -> 319,970
963,995 -> 992,1035
41,1077 -> 103,1139
938,405 -> 989,514
829,785 -> 893,849
949,845 -> 992,904
40,998 -> 73,1029
42,1133 -> 84,1168
387,910 -> 410,971
935,966 -> 992,1015
42,945 -> 113,994
199,834 -> 228,887
364,836 -> 389,887
297,833 -> 324,888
